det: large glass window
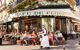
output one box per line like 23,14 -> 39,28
42,18 -> 54,32
55,18 -> 61,31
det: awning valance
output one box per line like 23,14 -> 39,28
72,20 -> 80,25
0,9 -> 80,24
11,9 -> 73,16
72,20 -> 80,23
11,9 -> 78,19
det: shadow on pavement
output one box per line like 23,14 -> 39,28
32,47 -> 63,50
32,45 -> 80,50
0,44 -> 16,46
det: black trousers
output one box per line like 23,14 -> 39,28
0,38 -> 2,45
62,34 -> 67,40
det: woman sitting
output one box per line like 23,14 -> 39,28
56,30 -> 65,45
48,32 -> 54,45
17,31 -> 31,45
31,31 -> 37,45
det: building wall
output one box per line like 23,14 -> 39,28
76,25 -> 80,32
66,0 -> 76,10
55,17 -> 61,31
61,18 -> 67,33
76,0 -> 80,5
0,0 -> 79,34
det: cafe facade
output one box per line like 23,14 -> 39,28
0,0 -> 80,34
5,8 -> 79,34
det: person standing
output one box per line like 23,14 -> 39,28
31,30 -> 37,45
40,27 -> 50,49
71,30 -> 77,39
0,29 -> 3,45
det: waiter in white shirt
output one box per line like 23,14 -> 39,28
40,26 -> 50,49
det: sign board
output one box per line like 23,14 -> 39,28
12,9 -> 75,18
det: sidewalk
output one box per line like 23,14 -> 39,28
0,38 -> 80,50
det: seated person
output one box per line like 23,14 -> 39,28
17,31 -> 31,45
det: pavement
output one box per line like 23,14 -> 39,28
0,37 -> 80,50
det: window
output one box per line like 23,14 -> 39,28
76,0 -> 80,5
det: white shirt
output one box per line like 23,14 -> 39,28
71,31 -> 76,34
